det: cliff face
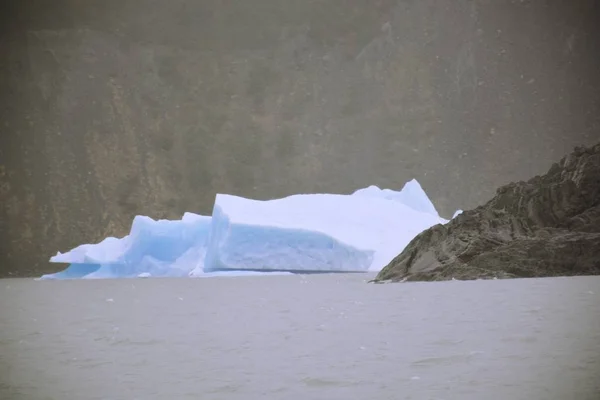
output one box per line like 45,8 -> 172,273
375,143 -> 600,282
1,0 -> 600,277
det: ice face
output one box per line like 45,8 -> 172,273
42,180 -> 449,279
203,190 -> 446,273
203,196 -> 375,273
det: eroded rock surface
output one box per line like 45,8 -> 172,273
375,143 -> 600,282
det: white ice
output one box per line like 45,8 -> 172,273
352,179 -> 440,217
452,209 -> 464,219
41,180 -> 450,279
204,187 -> 446,273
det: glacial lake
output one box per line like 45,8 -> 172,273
1,273 -> 599,400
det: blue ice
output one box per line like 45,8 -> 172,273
41,180 -> 452,279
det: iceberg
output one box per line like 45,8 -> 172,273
42,212 -> 211,279
42,180 -> 451,279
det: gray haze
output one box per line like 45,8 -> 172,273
1,274 -> 600,399
1,0 -> 600,276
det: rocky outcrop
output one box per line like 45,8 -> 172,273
375,143 -> 600,282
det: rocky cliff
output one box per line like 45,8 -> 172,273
375,142 -> 600,282
1,0 -> 600,277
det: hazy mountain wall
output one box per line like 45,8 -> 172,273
1,0 -> 599,276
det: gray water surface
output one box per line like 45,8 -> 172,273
1,274 -> 599,400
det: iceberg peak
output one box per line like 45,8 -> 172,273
352,179 -> 439,217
